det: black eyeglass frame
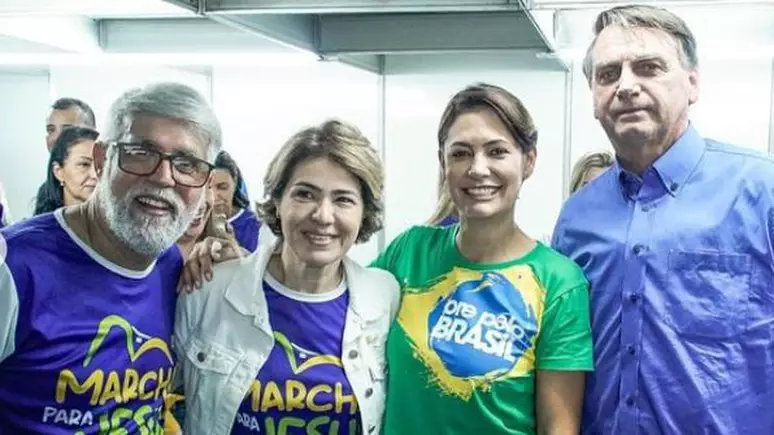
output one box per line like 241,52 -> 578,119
105,141 -> 214,188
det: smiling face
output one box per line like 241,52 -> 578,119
442,109 -> 535,222
182,183 -> 213,240
276,156 -> 364,269
95,114 -> 209,257
590,25 -> 699,152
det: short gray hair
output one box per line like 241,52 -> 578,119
582,5 -> 699,82
101,82 -> 222,161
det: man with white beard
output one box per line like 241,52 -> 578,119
0,82 -> 221,434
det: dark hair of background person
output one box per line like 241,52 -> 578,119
52,97 -> 97,128
34,126 -> 100,215
214,150 -> 249,210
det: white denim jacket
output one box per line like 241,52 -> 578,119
173,238 -> 400,435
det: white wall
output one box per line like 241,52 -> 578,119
211,61 -> 382,264
689,58 -> 772,153
0,70 -> 50,220
383,52 -> 569,244
49,65 -> 212,133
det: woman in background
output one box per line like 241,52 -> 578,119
176,183 -> 215,258
211,150 -> 262,252
175,120 -> 399,435
372,83 -> 593,434
34,125 -> 99,215
569,150 -> 613,194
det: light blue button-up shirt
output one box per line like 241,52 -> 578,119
552,125 -> 774,434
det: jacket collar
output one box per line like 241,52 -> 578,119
224,238 -> 387,332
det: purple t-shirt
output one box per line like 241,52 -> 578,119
0,210 -> 182,434
231,273 -> 362,435
229,208 -> 260,253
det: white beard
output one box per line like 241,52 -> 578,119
96,165 -> 202,257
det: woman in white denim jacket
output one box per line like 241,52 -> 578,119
174,120 -> 400,435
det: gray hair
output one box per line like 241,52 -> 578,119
582,5 -> 699,82
101,82 -> 222,161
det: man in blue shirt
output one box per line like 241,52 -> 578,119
552,5 -> 774,434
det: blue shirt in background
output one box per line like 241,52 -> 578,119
552,125 -> 774,434
229,208 -> 261,253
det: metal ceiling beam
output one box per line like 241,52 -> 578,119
170,0 -> 565,73
100,17 -> 296,53
207,13 -> 316,52
159,0 -> 200,14
204,0 -> 520,14
317,11 -> 550,54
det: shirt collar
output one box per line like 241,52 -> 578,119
615,124 -> 705,199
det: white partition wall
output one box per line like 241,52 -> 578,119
49,65 -> 212,132
383,52 -> 569,244
0,70 -> 51,220
211,60 -> 382,264
689,58 -> 773,153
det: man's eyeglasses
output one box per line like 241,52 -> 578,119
108,142 -> 214,188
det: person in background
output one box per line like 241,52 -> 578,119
552,5 -> 774,433
569,150 -> 614,194
211,150 -> 261,252
174,119 -> 399,435
0,82 -> 221,433
0,182 -> 10,228
46,97 -> 96,152
34,126 -> 100,215
176,183 -> 215,259
426,175 -> 458,227
374,83 -> 592,434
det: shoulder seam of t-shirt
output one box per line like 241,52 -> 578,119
264,270 -> 346,303
53,209 -> 157,279
543,282 -> 588,313
228,208 -> 245,223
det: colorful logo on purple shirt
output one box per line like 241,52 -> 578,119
47,315 -> 174,434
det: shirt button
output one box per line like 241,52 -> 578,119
626,396 -> 635,407
670,182 -> 679,192
348,349 -> 359,359
629,293 -> 640,302
368,425 -> 376,433
197,352 -> 206,362
365,387 -> 374,397
632,244 -> 645,255
627,345 -> 636,355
